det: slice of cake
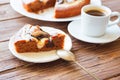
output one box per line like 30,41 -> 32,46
54,0 -> 90,18
22,0 -> 90,18
14,24 -> 65,53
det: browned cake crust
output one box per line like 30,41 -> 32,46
23,0 -> 90,18
54,2 -> 84,18
23,0 -> 56,13
54,0 -> 90,18
14,34 -> 65,53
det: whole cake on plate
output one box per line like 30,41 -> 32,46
22,0 -> 90,18
14,24 -> 65,53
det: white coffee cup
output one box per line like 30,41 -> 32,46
80,5 -> 120,37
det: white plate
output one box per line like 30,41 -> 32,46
10,0 -> 101,22
68,20 -> 120,44
9,27 -> 72,63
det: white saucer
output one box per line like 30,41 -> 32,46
68,20 -> 120,44
9,26 -> 72,63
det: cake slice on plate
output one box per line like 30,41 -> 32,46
14,24 -> 65,53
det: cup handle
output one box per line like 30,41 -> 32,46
108,12 -> 120,26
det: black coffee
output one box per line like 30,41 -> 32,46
86,10 -> 105,16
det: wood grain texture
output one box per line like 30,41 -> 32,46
0,0 -> 9,4
0,0 -> 120,80
0,4 -> 23,21
107,76 -> 120,80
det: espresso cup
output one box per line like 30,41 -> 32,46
80,5 -> 120,37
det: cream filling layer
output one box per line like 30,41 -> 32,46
21,24 -> 48,49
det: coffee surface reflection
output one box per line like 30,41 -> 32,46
86,10 -> 105,16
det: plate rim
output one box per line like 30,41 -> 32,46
9,26 -> 72,63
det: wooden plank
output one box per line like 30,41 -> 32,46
0,41 -> 14,62
0,4 -> 23,21
25,61 -> 120,80
0,39 -> 120,79
107,76 -> 120,80
102,0 -> 120,11
0,54 -> 120,80
0,41 -> 31,72
0,0 -> 9,4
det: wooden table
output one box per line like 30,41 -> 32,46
0,0 -> 120,80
